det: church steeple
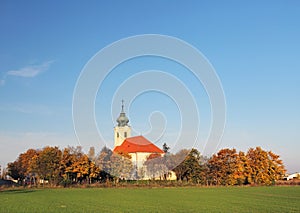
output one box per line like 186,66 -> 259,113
114,100 -> 131,147
116,99 -> 129,127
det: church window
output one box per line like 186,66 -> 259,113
117,132 -> 119,138
124,132 -> 127,138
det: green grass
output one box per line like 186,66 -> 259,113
1,186 -> 300,212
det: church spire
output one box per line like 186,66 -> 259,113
121,99 -> 124,112
116,100 -> 129,127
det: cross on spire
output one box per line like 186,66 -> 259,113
121,99 -> 124,112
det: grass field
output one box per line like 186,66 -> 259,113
1,186 -> 299,212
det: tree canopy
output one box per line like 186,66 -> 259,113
6,145 -> 286,186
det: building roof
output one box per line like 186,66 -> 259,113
113,135 -> 164,154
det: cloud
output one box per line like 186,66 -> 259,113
6,60 -> 54,78
0,60 -> 54,86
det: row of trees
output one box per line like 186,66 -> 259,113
6,145 -> 285,186
171,147 -> 285,185
7,146 -> 99,186
6,146 -> 139,186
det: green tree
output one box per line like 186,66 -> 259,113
162,143 -> 170,153
7,161 -> 23,182
173,148 -> 203,183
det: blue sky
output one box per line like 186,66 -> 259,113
0,1 -> 299,173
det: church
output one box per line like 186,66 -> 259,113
112,101 -> 176,180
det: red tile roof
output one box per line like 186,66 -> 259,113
113,136 -> 164,154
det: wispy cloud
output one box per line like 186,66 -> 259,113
6,60 -> 54,78
0,60 -> 54,86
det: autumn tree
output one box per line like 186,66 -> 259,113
247,147 -> 285,185
31,146 -> 62,185
60,147 -> 77,183
60,146 -> 100,184
237,151 -> 252,185
7,149 -> 38,185
267,151 -> 286,182
59,146 -> 100,184
73,154 -> 91,183
89,160 -> 101,183
206,147 -> 286,186
208,148 -> 241,185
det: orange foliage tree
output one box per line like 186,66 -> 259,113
247,147 -> 286,185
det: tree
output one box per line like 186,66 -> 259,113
31,146 -> 62,186
267,151 -> 286,182
144,155 -> 168,180
7,161 -> 23,182
162,143 -> 170,153
60,146 -> 100,184
60,147 -> 77,183
96,146 -> 113,182
207,148 -> 241,185
236,151 -> 252,185
110,152 -> 133,182
247,147 -> 286,185
88,147 -> 96,162
73,154 -> 89,182
89,161 -> 100,183
2,167 -> 7,180
7,148 -> 38,185
173,148 -> 203,183
96,147 -> 112,172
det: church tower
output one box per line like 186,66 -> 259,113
114,100 -> 131,147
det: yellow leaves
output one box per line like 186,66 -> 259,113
246,147 -> 286,185
207,147 -> 286,186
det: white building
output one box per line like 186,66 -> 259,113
284,172 -> 300,180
